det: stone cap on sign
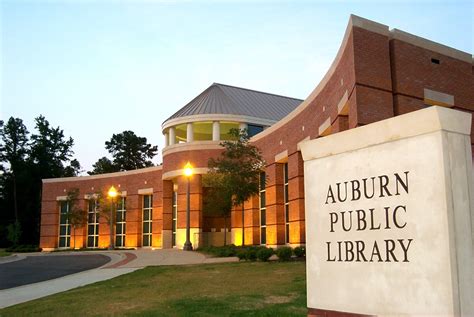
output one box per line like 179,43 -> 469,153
300,106 -> 471,161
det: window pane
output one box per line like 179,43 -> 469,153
88,236 -> 94,247
284,163 -> 288,182
143,222 -> 150,234
66,225 -> 71,235
60,202 -> 68,214
261,228 -> 266,245
88,225 -> 94,235
286,224 -> 290,243
285,205 -> 290,222
60,214 -> 68,224
172,221 -> 176,232
284,184 -> 289,202
116,212 -> 123,223
115,236 -> 122,247
116,224 -> 122,234
143,235 -> 150,247
192,121 -> 213,141
260,194 -> 266,208
59,237 -> 66,248
172,234 -> 176,247
248,124 -> 263,137
260,172 -> 266,189
143,195 -> 150,208
261,210 -> 266,226
123,224 -> 126,234
144,209 -> 150,221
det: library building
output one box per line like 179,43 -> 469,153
39,15 -> 474,251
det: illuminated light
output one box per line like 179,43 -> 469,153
184,162 -> 193,177
108,186 -> 118,198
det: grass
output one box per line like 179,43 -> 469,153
0,249 -> 11,257
0,261 -> 307,317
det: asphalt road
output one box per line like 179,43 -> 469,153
0,254 -> 110,290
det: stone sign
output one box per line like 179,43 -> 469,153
300,106 -> 473,316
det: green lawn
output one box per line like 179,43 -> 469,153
0,261 -> 307,317
0,249 -> 11,257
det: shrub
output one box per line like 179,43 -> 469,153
256,247 -> 274,262
236,249 -> 247,260
276,246 -> 292,261
196,245 -> 238,257
293,246 -> 306,258
245,247 -> 258,261
6,245 -> 41,253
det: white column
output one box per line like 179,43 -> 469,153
164,132 -> 169,147
212,121 -> 220,141
169,127 -> 176,145
239,122 -> 248,131
186,123 -> 193,142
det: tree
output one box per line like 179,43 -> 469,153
0,118 -> 29,225
30,115 -> 79,178
66,188 -> 87,249
105,130 -> 158,171
88,157 -> 120,175
202,174 -> 233,245
207,128 -> 265,246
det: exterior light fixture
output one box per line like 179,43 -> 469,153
107,186 -> 118,250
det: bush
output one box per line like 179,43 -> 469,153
276,246 -> 292,261
196,245 -> 238,257
6,245 -> 41,253
245,247 -> 258,261
293,246 -> 305,258
256,247 -> 274,262
236,249 -> 247,260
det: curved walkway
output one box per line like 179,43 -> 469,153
0,249 -> 238,309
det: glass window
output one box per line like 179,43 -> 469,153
248,124 -> 264,137
220,122 -> 240,140
175,124 -> 187,143
115,197 -> 126,247
58,201 -> 70,248
259,172 -> 266,245
87,199 -> 99,248
142,195 -> 153,247
192,121 -> 213,141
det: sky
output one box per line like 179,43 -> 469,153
1,0 -> 472,174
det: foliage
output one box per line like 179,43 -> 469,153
276,246 -> 293,261
5,244 -> 41,253
6,221 -> 22,246
66,188 -> 87,249
293,246 -> 306,258
88,157 -> 119,175
206,128 -> 265,246
106,130 -> 157,170
256,247 -> 274,262
0,115 -> 80,246
197,244 -> 239,257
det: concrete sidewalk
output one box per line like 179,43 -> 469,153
0,249 -> 238,309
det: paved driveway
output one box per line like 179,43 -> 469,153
0,254 -> 110,290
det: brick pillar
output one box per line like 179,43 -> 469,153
152,186 -> 163,248
231,204 -> 244,245
161,180 -> 173,249
243,195 -> 260,245
177,174 -> 203,249
265,163 -> 285,247
125,194 -> 141,248
288,152 -> 305,246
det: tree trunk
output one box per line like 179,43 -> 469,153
241,204 -> 245,246
12,173 -> 18,223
